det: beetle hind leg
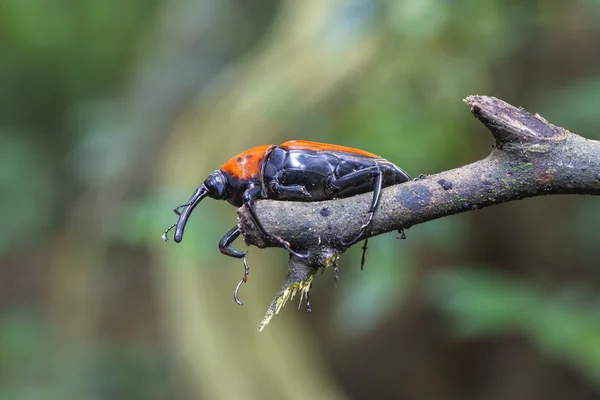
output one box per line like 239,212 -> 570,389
341,167 -> 383,247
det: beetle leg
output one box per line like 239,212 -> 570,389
218,226 -> 249,305
360,238 -> 368,271
338,167 -> 383,246
326,166 -> 380,193
243,185 -> 309,259
233,255 -> 250,306
269,182 -> 311,199
245,203 -> 309,258
219,226 -> 248,258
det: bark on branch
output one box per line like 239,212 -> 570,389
240,95 -> 600,331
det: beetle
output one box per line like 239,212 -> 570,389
162,140 -> 411,304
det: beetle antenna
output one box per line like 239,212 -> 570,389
173,201 -> 194,216
163,187 -> 209,243
234,255 -> 250,306
161,223 -> 177,242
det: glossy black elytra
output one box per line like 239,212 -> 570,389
162,140 -> 411,305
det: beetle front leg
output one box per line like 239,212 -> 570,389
218,226 -> 250,306
243,184 -> 309,259
219,226 -> 247,258
233,256 -> 250,306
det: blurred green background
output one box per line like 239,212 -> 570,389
2,0 -> 600,399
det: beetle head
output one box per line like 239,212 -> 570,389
203,170 -> 227,200
162,171 -> 229,243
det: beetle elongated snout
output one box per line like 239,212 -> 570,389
173,186 -> 209,243
163,171 -> 228,243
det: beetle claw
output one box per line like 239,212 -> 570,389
282,241 -> 309,258
271,236 -> 309,258
341,223 -> 368,247
233,255 -> 250,306
234,280 -> 244,306
360,238 -> 368,271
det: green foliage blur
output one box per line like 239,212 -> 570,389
2,1 -> 600,399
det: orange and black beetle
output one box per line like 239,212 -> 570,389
162,140 -> 411,304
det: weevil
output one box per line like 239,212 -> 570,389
162,140 -> 411,305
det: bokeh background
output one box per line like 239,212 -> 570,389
2,1 -> 600,399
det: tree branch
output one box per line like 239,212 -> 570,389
240,95 -> 600,330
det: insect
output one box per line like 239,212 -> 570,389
162,140 -> 411,305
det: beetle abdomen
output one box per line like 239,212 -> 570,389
263,146 -> 410,201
